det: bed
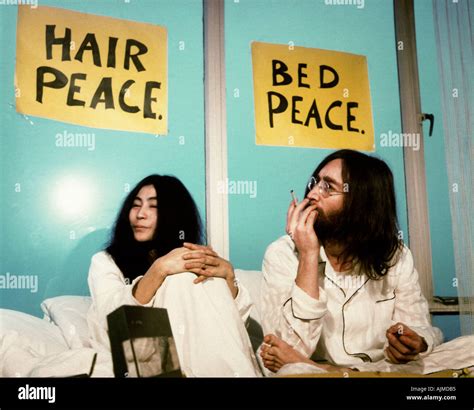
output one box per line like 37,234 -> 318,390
1,269 -> 473,377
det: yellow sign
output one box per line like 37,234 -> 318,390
251,42 -> 374,151
16,6 -> 167,135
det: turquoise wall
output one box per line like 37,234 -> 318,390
0,0 -> 461,340
0,0 -> 205,316
225,0 -> 408,269
225,0 -> 459,340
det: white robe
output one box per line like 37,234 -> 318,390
261,235 -> 443,368
87,251 -> 261,377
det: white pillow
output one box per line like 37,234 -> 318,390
0,309 -> 69,356
41,296 -> 92,349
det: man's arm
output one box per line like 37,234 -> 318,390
385,322 -> 428,363
261,236 -> 327,358
384,247 -> 443,363
290,198 -> 320,300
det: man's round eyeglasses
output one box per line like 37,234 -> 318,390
307,177 -> 346,198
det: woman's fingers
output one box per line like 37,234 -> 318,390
185,262 -> 206,271
182,250 -> 205,260
183,243 -> 218,256
185,249 -> 218,258
183,242 -> 208,250
189,265 -> 226,283
193,275 -> 208,284
183,253 -> 219,266
184,258 -> 219,270
184,252 -> 233,283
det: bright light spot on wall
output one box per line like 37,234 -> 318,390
52,176 -> 95,218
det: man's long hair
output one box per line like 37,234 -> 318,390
107,174 -> 204,282
305,150 -> 403,279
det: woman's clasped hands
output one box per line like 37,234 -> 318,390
150,242 -> 235,285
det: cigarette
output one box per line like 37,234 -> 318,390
290,190 -> 298,205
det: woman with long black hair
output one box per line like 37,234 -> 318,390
87,175 -> 260,377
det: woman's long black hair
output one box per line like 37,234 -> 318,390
305,149 -> 403,279
107,175 -> 204,282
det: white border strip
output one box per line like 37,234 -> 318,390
204,0 -> 229,258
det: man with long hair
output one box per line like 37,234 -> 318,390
259,150 -> 442,373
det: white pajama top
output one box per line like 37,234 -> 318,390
87,251 -> 261,377
261,235 -> 443,367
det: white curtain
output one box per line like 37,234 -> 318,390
432,0 -> 473,336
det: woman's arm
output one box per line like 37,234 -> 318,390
181,243 -> 239,298
132,262 -> 167,305
88,252 -> 154,331
132,247 -> 193,304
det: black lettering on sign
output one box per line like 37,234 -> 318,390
347,102 -> 359,132
45,25 -> 71,61
297,64 -> 310,88
267,91 -> 288,128
36,66 -> 68,102
264,57 -> 364,134
319,65 -> 339,89
75,33 -> 102,67
67,73 -> 86,106
304,100 -> 323,128
325,100 -> 343,130
119,80 -> 139,113
38,24 -> 164,121
90,77 -> 114,109
107,37 -> 119,68
124,39 -> 148,72
291,96 -> 303,125
144,81 -> 161,119
272,60 -> 292,86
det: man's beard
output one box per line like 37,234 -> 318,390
314,208 -> 344,244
